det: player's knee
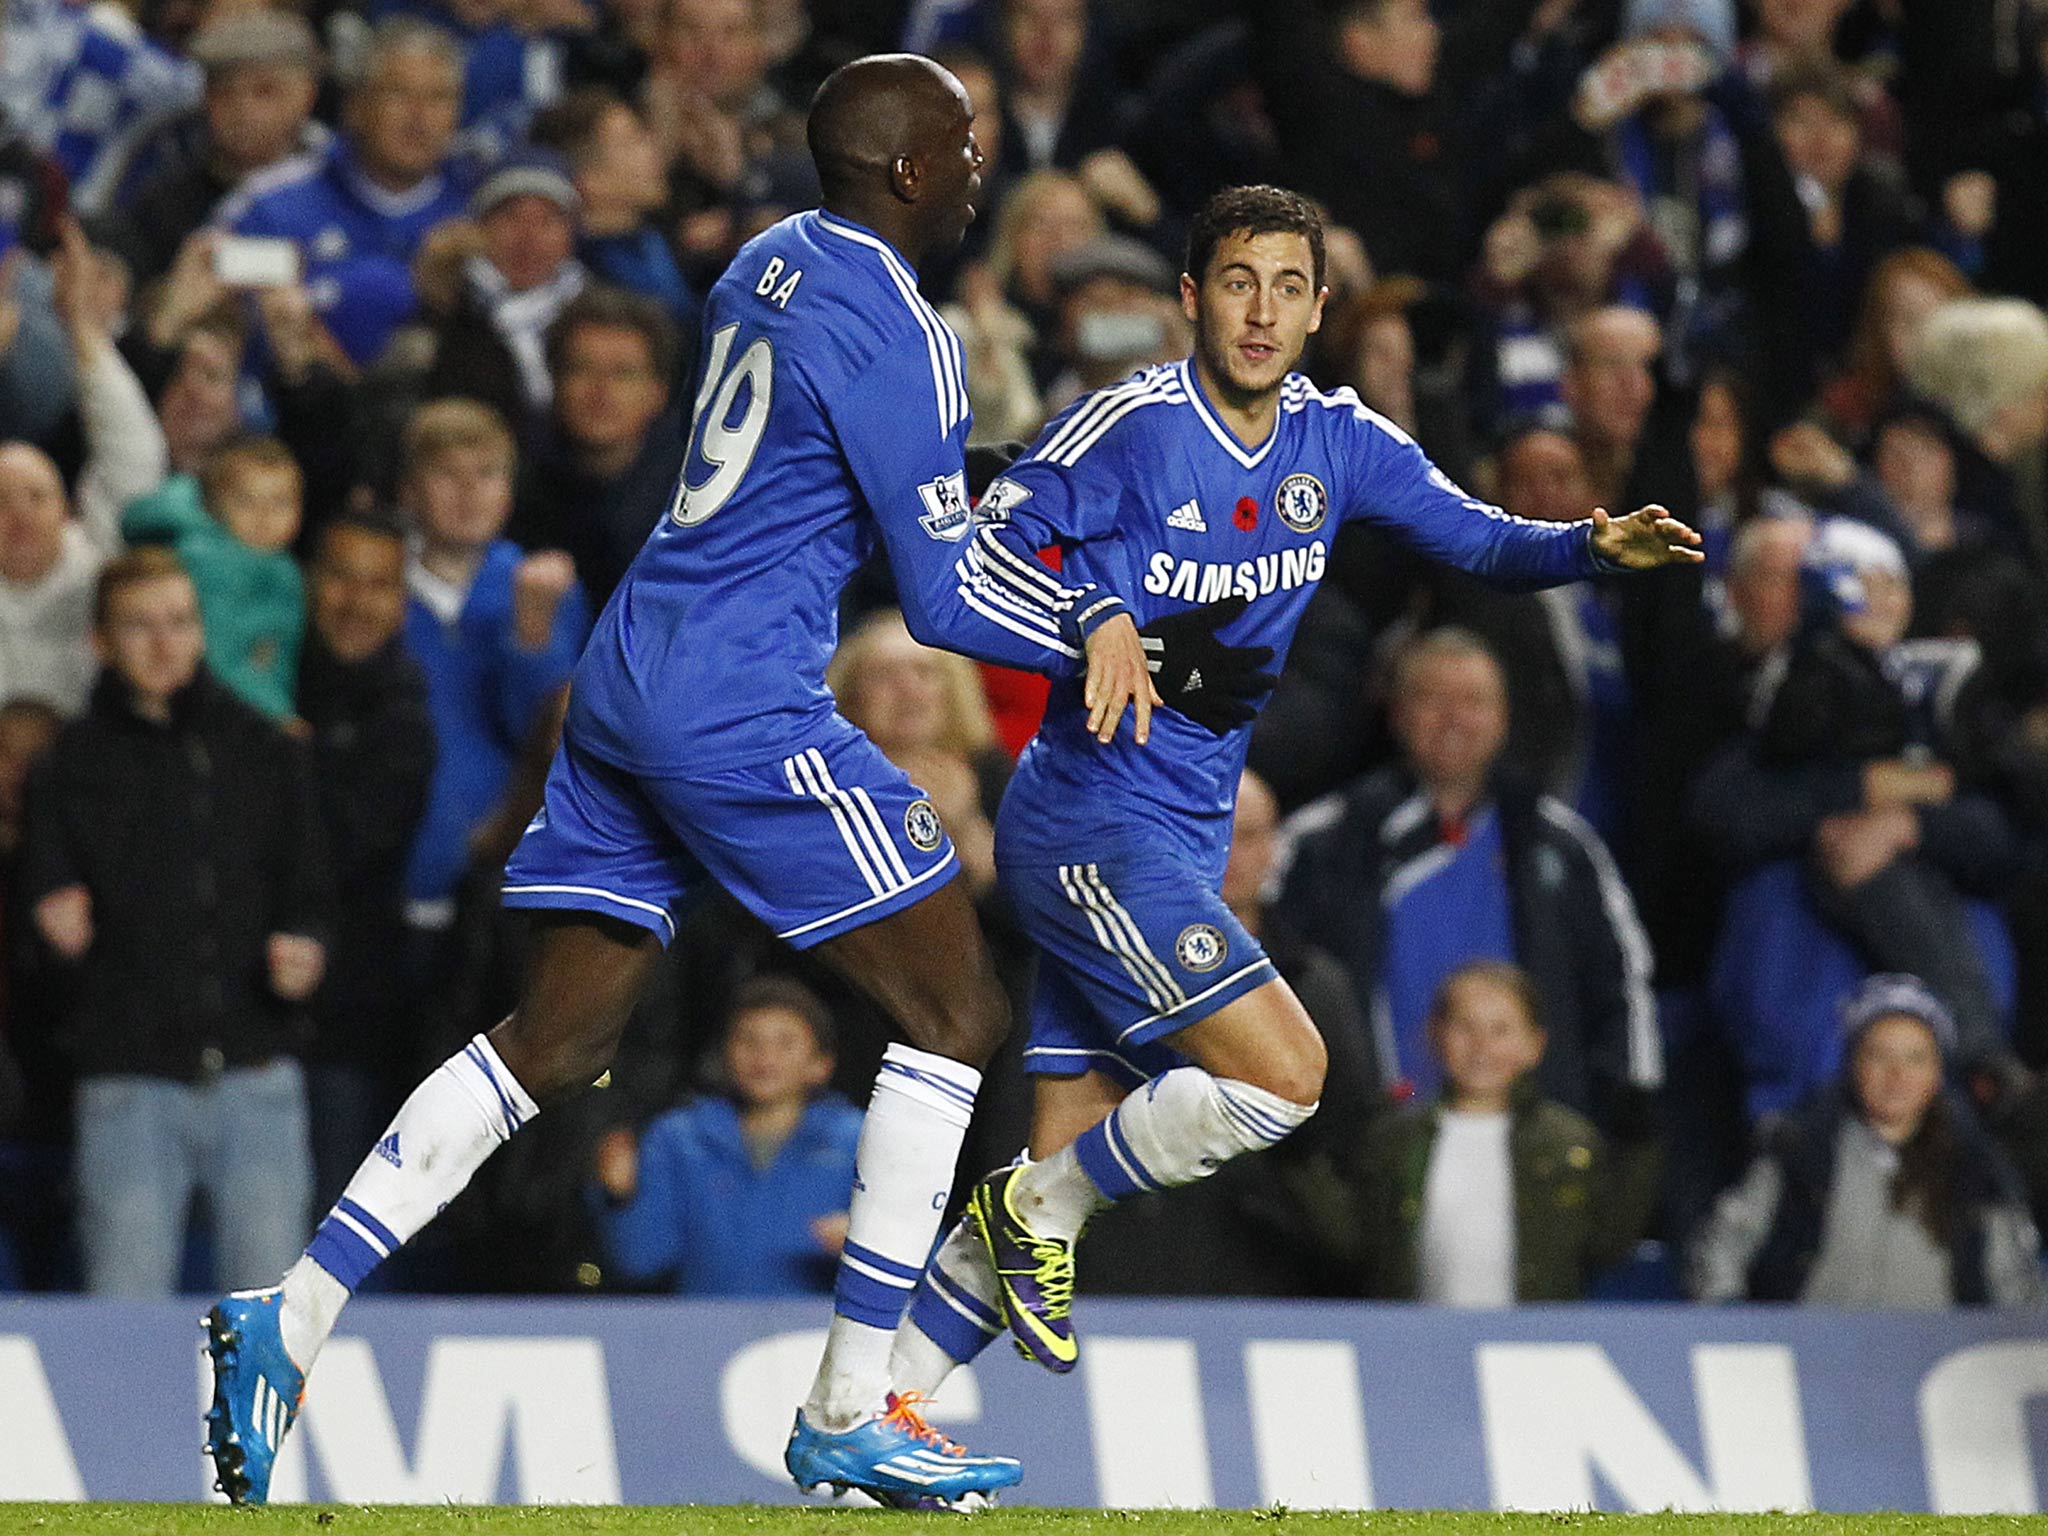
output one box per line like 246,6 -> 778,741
907,976 -> 1011,1070
1262,1026 -> 1326,1108
492,1007 -> 626,1104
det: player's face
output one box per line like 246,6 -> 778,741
1184,231 -> 1326,404
927,79 -> 986,244
726,1005 -> 833,1112
1430,976 -> 1545,1103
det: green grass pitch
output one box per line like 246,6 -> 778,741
9,1510 -> 2048,1536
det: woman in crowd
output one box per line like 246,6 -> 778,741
1690,973 -> 2043,1306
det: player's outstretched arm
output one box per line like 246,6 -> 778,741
1589,504 -> 1706,569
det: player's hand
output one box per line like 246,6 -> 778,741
34,884 -> 92,959
1137,595 -> 1278,737
267,933 -> 326,1001
1590,504 -> 1705,569
1084,613 -> 1161,745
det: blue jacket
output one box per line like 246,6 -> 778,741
220,138 -> 476,366
593,1093 -> 864,1295
403,539 -> 589,903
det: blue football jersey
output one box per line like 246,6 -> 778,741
988,359 -> 1610,866
566,210 -> 1130,776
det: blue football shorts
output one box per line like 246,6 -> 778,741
1004,844 -> 1277,1089
503,720 -> 958,948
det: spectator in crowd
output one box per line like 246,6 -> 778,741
0,0 -> 198,203
642,0 -> 802,273
1819,247 -> 1971,439
1905,298 -> 2048,549
1471,173 -> 1669,430
219,18 -> 472,369
983,167 -> 1103,377
1769,62 -> 1915,369
121,436 -> 306,721
528,88 -> 699,330
589,976 -> 861,1295
0,221 -> 166,716
1244,0 -> 1552,285
21,547 -> 329,1295
513,285 -> 682,605
97,10 -> 325,288
398,398 -> 588,936
418,150 -> 590,435
1690,973 -> 2044,1306
1040,234 -> 1187,413
296,513 -> 436,1208
1329,960 -> 1660,1302
1276,627 -> 1661,1134
1744,518 -> 2019,1066
1559,304 -> 1683,519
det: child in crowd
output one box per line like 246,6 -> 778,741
1690,974 -> 2043,1306
397,398 -> 588,929
121,436 -> 305,720
1340,961 -> 1659,1304
589,977 -> 862,1296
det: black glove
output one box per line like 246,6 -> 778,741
1138,595 -> 1277,736
965,441 -> 1027,499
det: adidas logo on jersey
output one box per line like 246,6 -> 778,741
375,1132 -> 403,1168
1165,498 -> 1207,533
1185,667 -> 1203,691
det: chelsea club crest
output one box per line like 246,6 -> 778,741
1175,922 -> 1229,973
1274,473 -> 1328,534
904,799 -> 944,852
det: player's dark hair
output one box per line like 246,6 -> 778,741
728,974 -> 839,1058
1185,185 -> 1326,292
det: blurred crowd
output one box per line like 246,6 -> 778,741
2,0 -> 2048,1310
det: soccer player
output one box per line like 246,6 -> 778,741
886,185 -> 1702,1389
202,55 -> 1229,1511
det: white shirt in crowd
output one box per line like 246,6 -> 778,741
1417,1107 -> 1517,1307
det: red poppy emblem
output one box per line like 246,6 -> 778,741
1233,497 -> 1259,531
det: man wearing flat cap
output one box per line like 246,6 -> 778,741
98,10 -> 324,287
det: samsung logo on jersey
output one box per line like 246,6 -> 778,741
1143,541 -> 1327,603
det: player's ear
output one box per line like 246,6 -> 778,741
1179,271 -> 1199,324
889,153 -> 920,203
1307,286 -> 1329,335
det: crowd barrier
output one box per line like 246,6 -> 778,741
1,1298 -> 2045,1510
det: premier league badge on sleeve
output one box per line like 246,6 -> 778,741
1174,922 -> 1229,973
917,471 -> 972,541
1274,473 -> 1328,533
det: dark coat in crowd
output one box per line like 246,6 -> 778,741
510,411 -> 687,606
1310,1073 -> 1660,1300
296,633 -> 435,1074
19,669 -> 331,1081
1278,765 -> 1659,1133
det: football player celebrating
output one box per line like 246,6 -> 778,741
889,185 -> 1700,1386
201,55 -> 1219,1513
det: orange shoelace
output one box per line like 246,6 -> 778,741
883,1392 -> 966,1456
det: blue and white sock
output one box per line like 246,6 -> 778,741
804,1041 -> 980,1430
1013,1067 -> 1316,1240
892,1214 -> 1004,1396
279,1034 -> 537,1367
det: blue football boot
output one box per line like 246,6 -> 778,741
202,1288 -> 305,1505
785,1392 -> 1021,1511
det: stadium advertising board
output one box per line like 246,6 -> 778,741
1,1299 -> 2044,1511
